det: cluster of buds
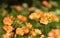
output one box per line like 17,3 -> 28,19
30,29 -> 42,36
47,29 -> 60,38
16,23 -> 32,36
29,10 -> 59,25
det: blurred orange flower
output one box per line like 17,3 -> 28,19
30,31 -> 37,36
14,5 -> 24,11
40,34 -> 45,38
26,23 -> 32,29
29,10 -> 45,20
40,16 -> 49,25
28,36 -> 33,38
36,10 -> 44,17
42,1 -> 52,8
3,25 -> 14,32
28,7 -> 35,11
29,13 -> 40,20
16,28 -> 24,36
23,27 -> 29,34
48,29 -> 60,38
34,29 -> 42,35
30,29 -> 42,36
17,15 -> 27,21
3,17 -> 13,25
46,12 -> 59,22
3,32 -> 14,38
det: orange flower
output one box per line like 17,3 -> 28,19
52,29 -> 60,36
40,17 -> 49,25
3,25 -> 14,32
3,17 -> 13,25
16,28 -> 24,36
42,1 -> 52,8
29,10 -> 45,20
17,15 -> 27,21
36,10 -> 44,17
47,29 -> 60,38
29,13 -> 40,20
28,36 -> 33,38
48,32 -> 55,37
26,23 -> 32,29
28,7 -> 35,11
47,12 -> 59,22
30,31 -> 37,36
47,37 -> 55,38
14,5 -> 24,11
23,27 -> 29,34
40,34 -> 45,38
57,34 -> 60,38
34,29 -> 42,35
3,32 -> 14,38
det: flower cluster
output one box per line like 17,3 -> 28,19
2,15 -> 34,38
3,16 -> 14,38
30,29 -> 42,36
29,11 -> 59,25
28,29 -> 43,38
47,29 -> 60,38
16,22 -> 32,36
2,14 -> 44,38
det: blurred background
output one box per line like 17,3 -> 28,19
0,0 -> 60,38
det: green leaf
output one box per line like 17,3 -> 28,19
29,20 -> 41,28
0,28 -> 5,38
